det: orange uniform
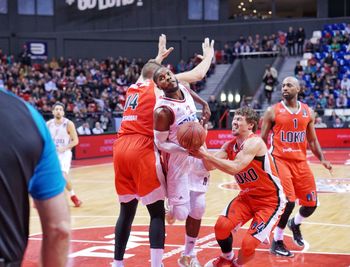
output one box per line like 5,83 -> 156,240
220,135 -> 286,243
270,101 -> 316,206
113,80 -> 165,205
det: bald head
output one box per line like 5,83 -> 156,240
281,76 -> 300,101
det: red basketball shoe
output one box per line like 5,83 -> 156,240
71,195 -> 82,207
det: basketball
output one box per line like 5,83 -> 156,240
176,121 -> 206,150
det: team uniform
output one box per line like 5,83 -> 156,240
0,89 -> 65,266
221,135 -> 286,243
154,84 -> 209,219
47,118 -> 72,174
113,80 -> 166,205
269,101 -> 316,206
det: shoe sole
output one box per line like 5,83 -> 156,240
269,249 -> 295,258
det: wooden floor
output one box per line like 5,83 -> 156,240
26,151 -> 350,266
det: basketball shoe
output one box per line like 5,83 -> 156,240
178,254 -> 202,267
71,195 -> 82,207
208,256 -> 241,267
288,218 -> 304,247
270,240 -> 294,257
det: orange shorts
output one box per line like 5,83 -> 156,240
113,134 -> 165,205
224,192 -> 285,242
274,157 -> 317,206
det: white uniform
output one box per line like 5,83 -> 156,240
47,118 -> 72,174
154,85 -> 210,206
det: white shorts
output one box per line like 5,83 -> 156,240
58,150 -> 72,174
166,154 -> 209,206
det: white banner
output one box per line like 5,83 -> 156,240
66,0 -> 143,11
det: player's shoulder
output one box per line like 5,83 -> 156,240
245,135 -> 265,149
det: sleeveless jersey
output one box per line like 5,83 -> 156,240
270,101 -> 311,161
47,118 -> 70,150
226,135 -> 283,197
118,80 -> 163,138
154,84 -> 198,145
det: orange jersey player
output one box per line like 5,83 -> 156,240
112,35 -> 214,267
261,76 -> 332,257
192,107 -> 286,267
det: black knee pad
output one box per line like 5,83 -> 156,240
300,206 -> 317,218
277,201 -> 295,229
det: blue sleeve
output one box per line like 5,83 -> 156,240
27,104 -> 66,200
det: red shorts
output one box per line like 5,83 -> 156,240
113,134 -> 165,205
274,157 -> 317,206
224,192 -> 285,242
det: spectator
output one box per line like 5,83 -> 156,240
77,122 -> 92,135
314,117 -> 327,128
296,27 -> 305,55
92,121 -> 104,134
286,26 -> 296,56
336,93 -> 347,108
208,95 -> 219,128
294,61 -> 303,76
18,44 -> 31,66
333,117 -> 344,128
263,65 -> 277,104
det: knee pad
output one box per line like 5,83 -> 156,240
300,206 -> 317,217
277,201 -> 295,228
173,205 -> 190,221
215,216 -> 234,240
189,201 -> 206,220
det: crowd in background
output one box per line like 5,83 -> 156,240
1,23 -> 349,131
0,46 -> 214,133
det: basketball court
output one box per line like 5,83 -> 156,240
25,149 -> 350,266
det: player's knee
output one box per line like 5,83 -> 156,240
215,216 -> 234,240
173,205 -> 189,221
300,205 -> 317,217
189,202 -> 205,220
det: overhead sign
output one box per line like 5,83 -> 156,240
27,42 -> 47,60
66,0 -> 143,11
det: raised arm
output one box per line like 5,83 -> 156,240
260,106 -> 275,144
175,38 -> 214,84
154,34 -> 174,64
306,109 -> 332,170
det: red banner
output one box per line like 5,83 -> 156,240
75,134 -> 116,159
74,129 -> 349,159
205,129 -> 350,149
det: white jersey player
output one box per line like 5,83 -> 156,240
153,66 -> 210,267
47,102 -> 82,207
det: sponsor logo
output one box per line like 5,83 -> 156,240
66,0 -> 143,11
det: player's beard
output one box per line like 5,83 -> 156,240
166,79 -> 179,94
55,114 -> 62,120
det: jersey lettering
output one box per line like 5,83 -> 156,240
124,94 -> 139,110
234,168 -> 258,184
280,130 -> 306,143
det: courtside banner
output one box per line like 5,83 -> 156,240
205,129 -> 350,149
75,134 -> 116,159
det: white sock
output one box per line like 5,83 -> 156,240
294,212 -> 305,225
69,190 -> 75,196
151,248 -> 163,267
222,251 -> 234,260
112,260 -> 124,267
183,235 -> 197,256
273,226 -> 284,241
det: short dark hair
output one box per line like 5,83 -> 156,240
53,102 -> 65,110
141,60 -> 163,79
235,107 -> 259,132
152,66 -> 166,84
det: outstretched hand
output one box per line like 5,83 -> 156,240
321,160 -> 333,175
155,34 -> 174,64
201,38 -> 215,60
188,146 -> 207,159
201,104 -> 211,124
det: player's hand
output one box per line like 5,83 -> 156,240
199,120 -> 209,135
321,160 -> 333,175
57,147 -> 67,153
155,34 -> 174,64
201,38 -> 215,59
201,103 -> 211,124
188,146 -> 207,159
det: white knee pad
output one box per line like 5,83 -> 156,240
172,204 -> 190,221
189,191 -> 206,220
